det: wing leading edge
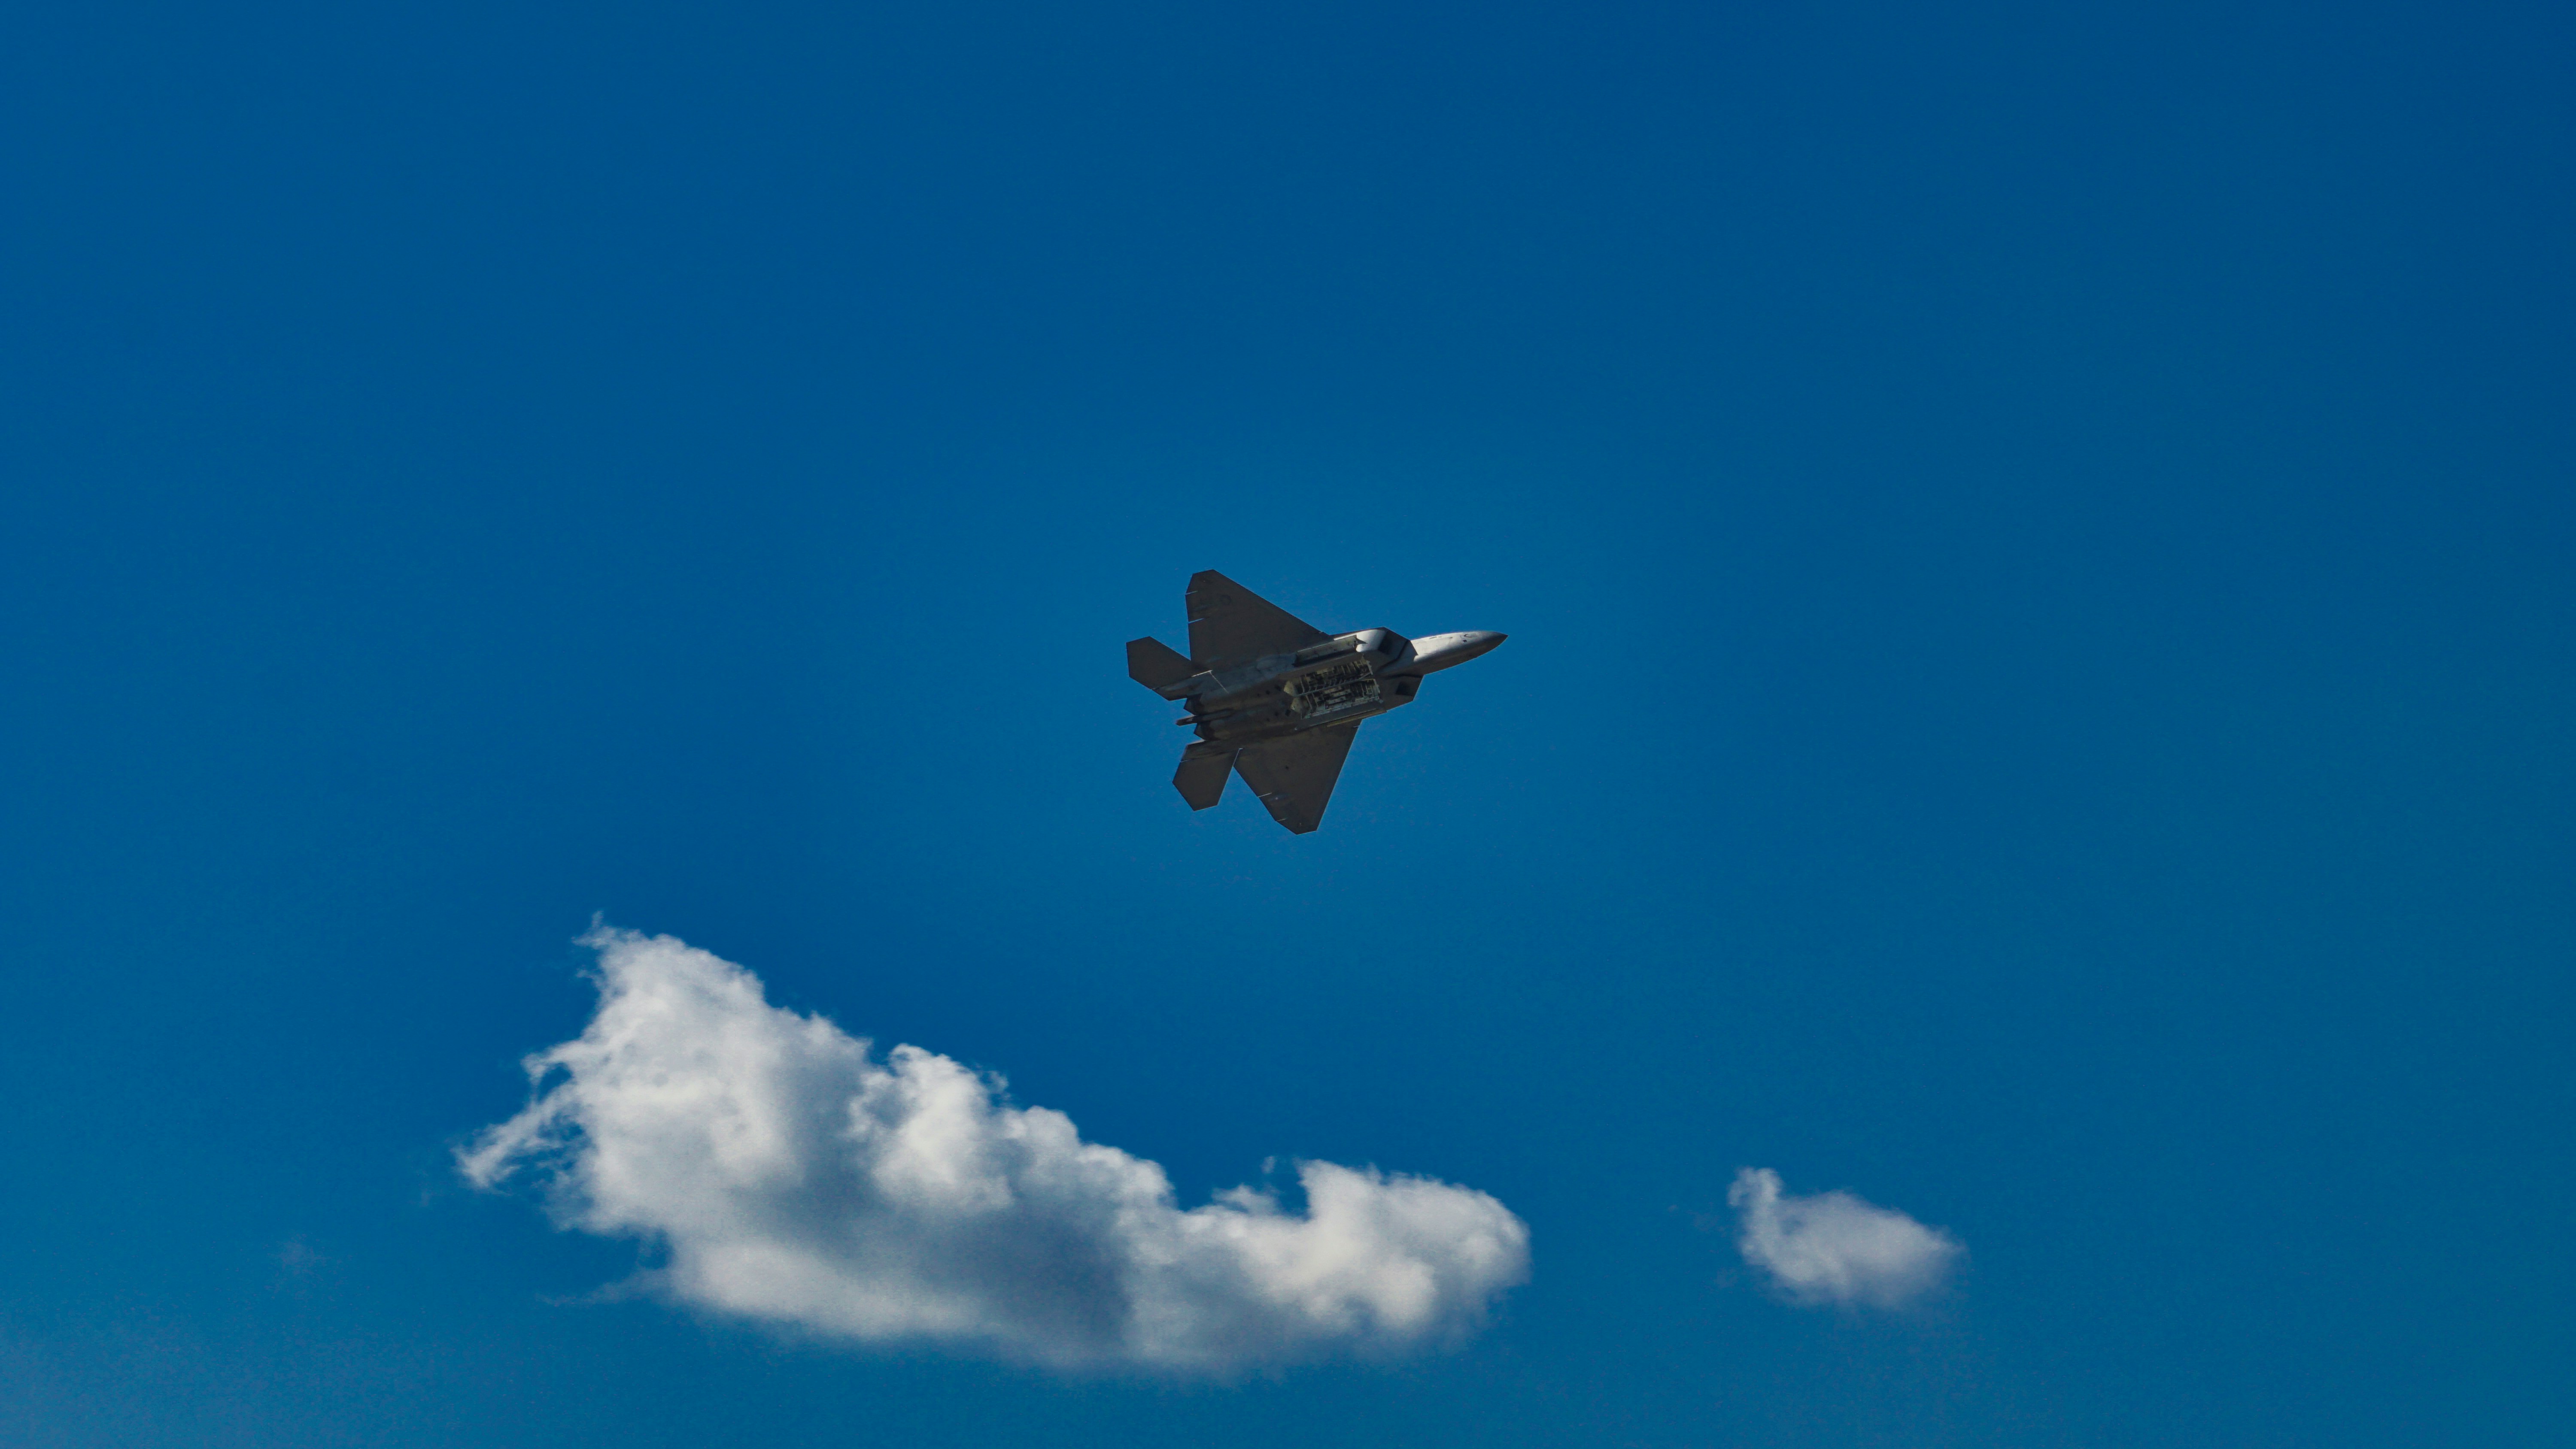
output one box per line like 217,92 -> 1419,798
1186,570 -> 1331,665
1232,722 -> 1361,834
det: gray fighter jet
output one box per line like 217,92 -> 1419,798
1127,570 -> 1506,833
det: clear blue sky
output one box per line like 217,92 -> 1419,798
3,2 -> 2570,1444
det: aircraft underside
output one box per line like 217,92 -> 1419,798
1129,570 -> 1498,834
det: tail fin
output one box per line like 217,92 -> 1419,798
1174,743 -> 1233,810
1127,637 -> 1197,694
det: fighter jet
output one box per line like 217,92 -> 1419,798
1127,570 -> 1506,833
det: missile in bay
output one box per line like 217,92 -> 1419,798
1127,570 -> 1506,833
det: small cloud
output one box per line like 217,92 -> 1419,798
1728,1167 -> 1961,1309
274,1237 -> 326,1276
462,928 -> 1529,1373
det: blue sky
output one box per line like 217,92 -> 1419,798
3,1 -> 2570,1443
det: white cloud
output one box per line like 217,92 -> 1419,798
461,928 -> 1529,1371
1728,1167 -> 1961,1309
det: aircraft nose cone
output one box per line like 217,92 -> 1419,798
1409,630 -> 1507,673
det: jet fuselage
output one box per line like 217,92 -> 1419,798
1156,628 -> 1506,745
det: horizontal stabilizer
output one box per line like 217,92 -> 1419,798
1174,743 -> 1234,810
1127,637 -> 1197,693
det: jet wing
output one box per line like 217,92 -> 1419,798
1187,570 -> 1331,665
1232,722 -> 1361,834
